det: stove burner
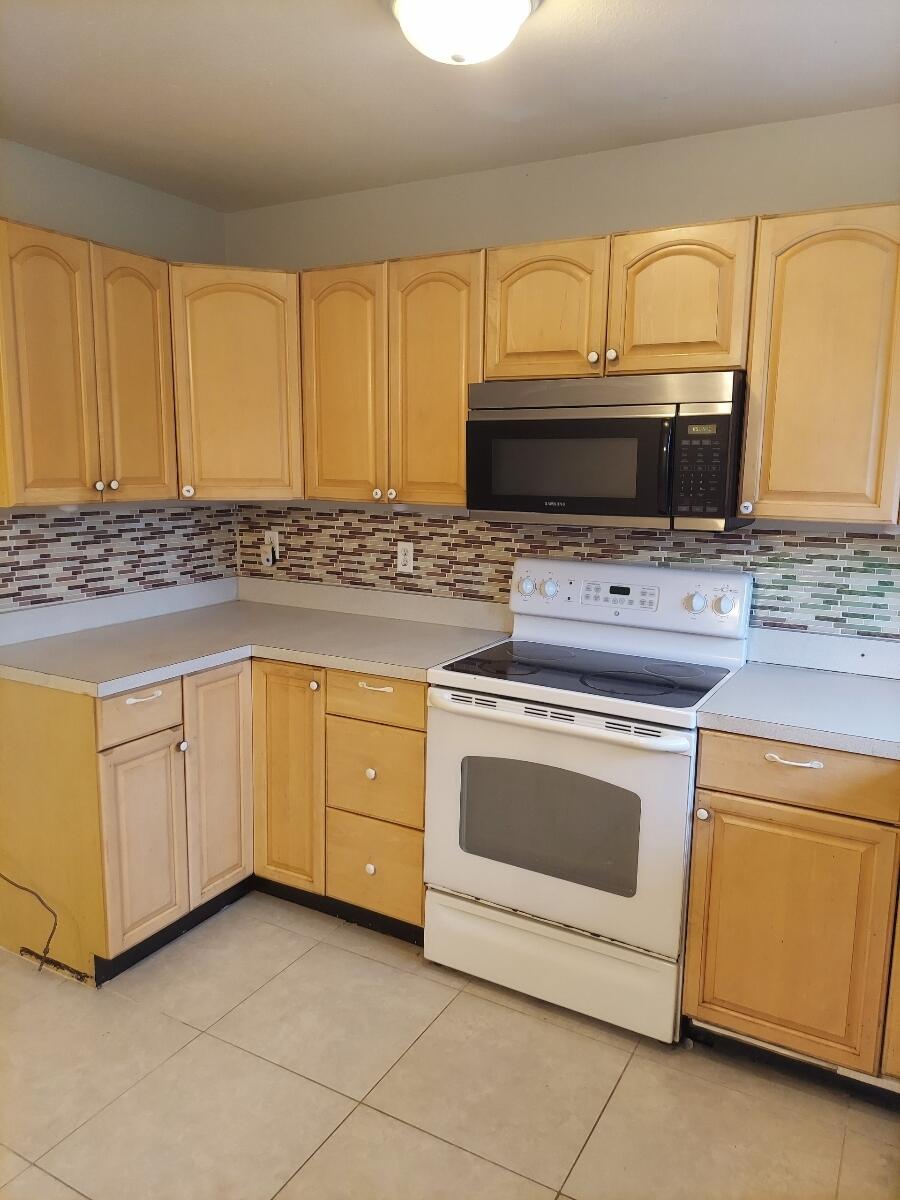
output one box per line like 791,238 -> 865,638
470,658 -> 539,678
578,671 -> 680,698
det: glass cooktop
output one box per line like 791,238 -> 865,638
443,640 -> 729,709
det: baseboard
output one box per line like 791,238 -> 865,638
252,876 -> 424,945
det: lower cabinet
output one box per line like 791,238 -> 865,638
683,787 -> 899,1074
882,908 -> 900,1078
325,809 -> 424,926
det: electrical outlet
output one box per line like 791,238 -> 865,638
397,541 -> 414,573
263,529 -> 281,562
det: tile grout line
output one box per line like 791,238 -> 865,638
557,1042 -> 639,1199
268,1101 -> 362,1200
833,1126 -> 848,1200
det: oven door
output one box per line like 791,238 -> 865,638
466,405 -> 675,527
424,688 -> 695,960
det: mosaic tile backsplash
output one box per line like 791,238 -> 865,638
239,507 -> 900,641
0,505 -> 237,611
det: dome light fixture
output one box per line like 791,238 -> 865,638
392,0 -> 542,66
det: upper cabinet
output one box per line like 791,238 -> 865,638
605,220 -> 755,373
0,221 -> 100,505
91,245 -> 178,502
170,264 -> 303,501
485,237 -> 609,379
389,251 -> 484,507
742,205 -> 900,524
301,262 -> 388,503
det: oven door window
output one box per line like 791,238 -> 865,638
466,415 -> 671,518
459,757 -> 641,897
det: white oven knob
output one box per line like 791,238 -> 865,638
517,576 -> 536,597
713,594 -> 736,616
539,579 -> 559,598
685,592 -> 707,614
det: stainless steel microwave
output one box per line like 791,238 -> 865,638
466,372 -> 748,531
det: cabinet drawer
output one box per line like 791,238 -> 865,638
96,678 -> 183,750
326,670 -> 425,730
326,715 -> 425,828
325,809 -> 423,925
698,731 -> 900,824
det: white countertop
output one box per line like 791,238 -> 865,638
0,601 -> 504,697
698,662 -> 900,760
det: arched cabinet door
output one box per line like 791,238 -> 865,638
605,220 -> 755,373
301,262 -> 388,502
485,238 -> 609,379
389,251 -> 484,506
170,264 -> 302,501
0,221 -> 100,505
91,245 -> 178,501
742,205 -> 900,524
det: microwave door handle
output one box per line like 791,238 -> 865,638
657,418 -> 673,514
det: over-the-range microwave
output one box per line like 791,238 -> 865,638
466,371 -> 749,531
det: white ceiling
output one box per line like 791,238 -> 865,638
2,0 -> 898,212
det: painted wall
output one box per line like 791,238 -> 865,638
225,105 -> 900,269
0,139 -> 226,262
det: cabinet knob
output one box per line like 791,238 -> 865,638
696,808 -> 710,821
365,863 -> 376,876
309,680 -> 319,691
178,740 -> 189,752
109,480 -> 120,491
182,485 -> 195,498
372,488 -> 383,500
606,348 -> 619,362
739,501 -> 754,515
365,767 -> 377,780
94,480 -> 105,492
387,488 -> 397,501
587,350 -> 600,364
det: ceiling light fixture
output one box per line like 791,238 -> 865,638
392,0 -> 541,66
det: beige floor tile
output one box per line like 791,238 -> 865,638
0,952 -> 195,1160
845,1092 -> 900,1148
39,1035 -> 353,1200
466,978 -> 639,1053
212,942 -> 455,1100
367,992 -> 630,1190
279,1106 -> 554,1199
635,1034 -> 851,1128
231,892 -> 346,940
322,922 -> 468,988
563,1055 -> 843,1200
109,906 -> 314,1029
838,1130 -> 900,1199
0,1168 -> 86,1199
0,1148 -> 28,1189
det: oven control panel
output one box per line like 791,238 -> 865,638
510,557 -> 752,640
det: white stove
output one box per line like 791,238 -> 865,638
423,557 -> 752,1043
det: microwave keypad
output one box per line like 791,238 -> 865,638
674,427 -> 726,516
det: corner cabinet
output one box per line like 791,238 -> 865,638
742,204 -> 900,524
605,220 -> 755,373
170,264 -> 303,501
484,237 -> 609,379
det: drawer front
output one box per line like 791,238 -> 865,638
326,715 -> 425,828
698,731 -> 900,824
326,809 -> 424,925
97,678 -> 184,750
326,669 -> 426,730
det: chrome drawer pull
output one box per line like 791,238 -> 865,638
358,682 -> 394,694
764,752 -> 824,770
125,689 -> 163,706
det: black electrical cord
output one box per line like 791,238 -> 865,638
0,871 -> 58,971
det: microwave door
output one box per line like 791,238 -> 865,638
466,405 -> 676,528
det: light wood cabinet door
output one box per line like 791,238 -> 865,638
302,262 -> 388,501
184,662 -> 252,909
100,727 -> 190,957
882,908 -> 900,1077
606,220 -> 755,373
743,205 -> 900,523
170,264 -> 302,500
326,809 -> 424,926
388,251 -> 484,506
253,660 -> 326,893
0,221 -> 100,505
684,790 -> 899,1074
485,238 -> 609,379
91,245 -> 177,501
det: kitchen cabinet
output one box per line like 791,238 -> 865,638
684,779 -> 899,1074
325,808 -> 424,926
742,204 -> 900,524
882,907 -> 900,1078
388,251 -> 484,506
605,220 -> 755,373
0,220 -> 100,505
252,660 -> 326,893
326,715 -> 425,829
170,264 -> 303,501
484,237 -> 610,379
301,262 -> 388,502
183,662 -> 253,908
91,244 -> 178,502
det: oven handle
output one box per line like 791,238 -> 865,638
428,690 -> 692,754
